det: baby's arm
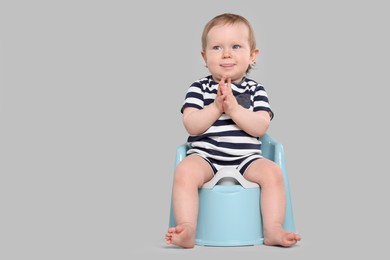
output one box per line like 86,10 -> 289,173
230,108 -> 271,137
182,78 -> 228,136
182,105 -> 221,136
221,78 -> 271,137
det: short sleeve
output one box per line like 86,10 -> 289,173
253,85 -> 274,120
180,81 -> 205,113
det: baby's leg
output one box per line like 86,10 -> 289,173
165,155 -> 213,248
244,159 -> 301,247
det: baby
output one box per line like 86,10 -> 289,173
166,13 -> 301,248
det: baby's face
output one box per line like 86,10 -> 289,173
202,22 -> 258,83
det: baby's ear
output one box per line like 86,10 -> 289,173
251,48 -> 260,63
201,51 -> 207,62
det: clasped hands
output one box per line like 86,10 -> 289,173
214,77 -> 239,116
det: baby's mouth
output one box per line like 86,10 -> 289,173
220,63 -> 235,68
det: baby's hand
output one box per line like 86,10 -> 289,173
221,78 -> 239,116
214,77 -> 227,113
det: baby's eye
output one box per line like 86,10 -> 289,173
212,46 -> 222,51
232,45 -> 241,49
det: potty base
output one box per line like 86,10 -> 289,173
195,184 -> 263,246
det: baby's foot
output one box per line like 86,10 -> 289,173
165,223 -> 195,248
264,228 -> 301,247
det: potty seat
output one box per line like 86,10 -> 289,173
168,134 -> 296,246
196,167 -> 263,246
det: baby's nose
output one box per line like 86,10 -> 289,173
222,49 -> 231,58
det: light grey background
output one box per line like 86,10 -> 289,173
1,0 -> 389,259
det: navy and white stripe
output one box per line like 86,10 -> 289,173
202,153 -> 264,175
181,75 -> 273,162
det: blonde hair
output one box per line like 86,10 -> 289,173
201,13 -> 257,73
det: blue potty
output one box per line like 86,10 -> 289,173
168,134 -> 296,246
196,168 -> 263,246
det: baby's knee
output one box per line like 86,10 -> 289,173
267,164 -> 283,184
174,165 -> 193,183
258,161 -> 283,184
